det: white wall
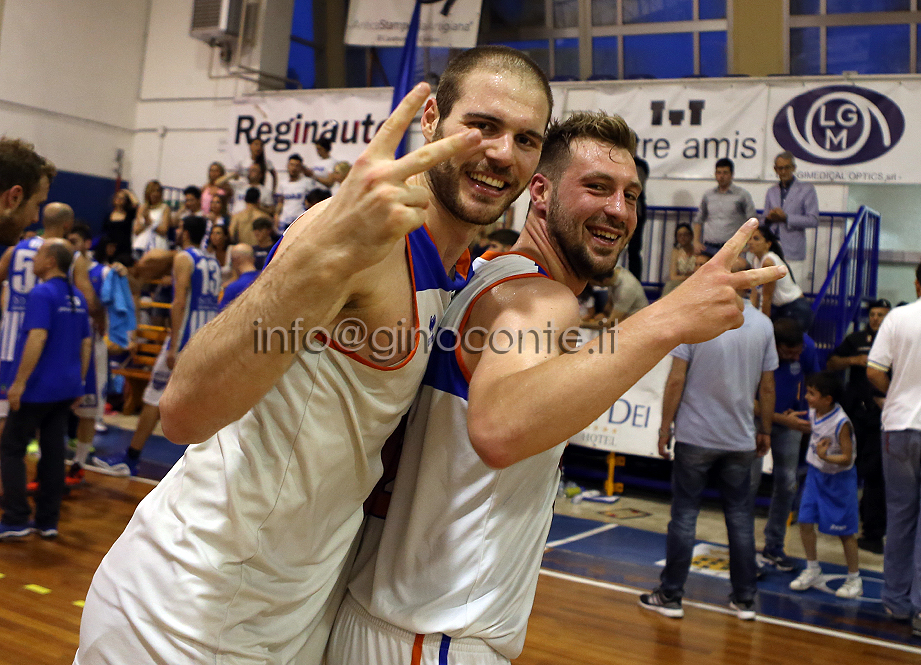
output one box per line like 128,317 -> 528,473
0,0 -> 149,178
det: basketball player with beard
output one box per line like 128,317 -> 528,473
328,112 -> 786,664
76,46 -> 553,665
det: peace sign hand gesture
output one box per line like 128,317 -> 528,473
306,82 -> 483,269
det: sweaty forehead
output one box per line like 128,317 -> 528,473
453,68 -> 549,126
568,140 -> 637,176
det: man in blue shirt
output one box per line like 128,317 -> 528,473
0,239 -> 91,539
220,244 -> 259,310
752,318 -> 819,570
641,259 -> 777,620
762,152 -> 819,287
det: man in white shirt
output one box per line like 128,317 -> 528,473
867,263 -> 921,635
275,154 -> 313,233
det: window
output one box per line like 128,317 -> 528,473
482,0 -> 728,80
788,2 -> 920,74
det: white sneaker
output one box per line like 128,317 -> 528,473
790,566 -> 823,591
835,576 -> 863,599
87,455 -> 132,477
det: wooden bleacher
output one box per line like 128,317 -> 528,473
112,297 -> 170,414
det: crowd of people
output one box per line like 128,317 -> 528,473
0,42 -> 917,664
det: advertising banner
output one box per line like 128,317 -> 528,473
763,80 -> 916,184
568,352 -> 672,458
228,89 -> 393,169
345,0 -> 483,49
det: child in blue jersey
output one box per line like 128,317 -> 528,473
789,371 -> 862,598
0,240 -> 91,539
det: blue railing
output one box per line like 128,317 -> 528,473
809,206 -> 880,363
638,205 -> 879,358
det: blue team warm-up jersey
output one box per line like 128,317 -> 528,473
173,247 -> 222,351
1,236 -> 44,363
14,277 -> 91,403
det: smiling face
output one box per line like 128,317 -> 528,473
804,385 -> 831,413
544,139 -> 641,283
424,67 -> 549,227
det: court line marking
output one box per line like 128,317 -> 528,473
545,523 -> 619,549
539,568 -> 921,656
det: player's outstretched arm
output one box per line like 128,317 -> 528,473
467,219 -> 787,467
160,83 -> 483,444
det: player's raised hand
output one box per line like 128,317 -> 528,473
307,82 -> 483,268
664,218 -> 786,344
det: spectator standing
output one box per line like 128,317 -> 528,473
867,265 -> 921,634
752,318 -> 819,571
762,151 -> 819,286
234,138 -> 277,195
223,163 -> 274,217
304,137 -> 338,194
206,224 -> 233,285
747,225 -> 814,332
0,240 -> 91,540
662,222 -> 696,296
220,245 -> 259,310
176,186 -> 202,221
200,162 -> 228,218
103,189 -> 137,260
693,158 -> 757,257
827,298 -> 891,554
789,371 -> 862,598
229,188 -> 265,246
250,217 -> 276,270
641,261 -> 777,620
133,180 -> 171,258
275,154 -> 312,233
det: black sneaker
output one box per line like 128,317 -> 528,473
729,597 -> 756,620
639,589 -> 684,618
912,613 -> 921,638
762,546 -> 796,572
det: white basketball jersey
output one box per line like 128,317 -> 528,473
77,227 -> 471,665
806,404 -> 854,474
348,253 -> 566,660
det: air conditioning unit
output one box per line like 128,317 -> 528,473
190,0 -> 245,44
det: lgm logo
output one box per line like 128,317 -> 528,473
773,85 -> 904,165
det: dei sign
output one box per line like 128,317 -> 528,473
565,77 -> 916,183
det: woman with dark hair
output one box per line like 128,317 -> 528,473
206,224 -> 233,285
103,189 -> 138,258
747,225 -> 814,332
234,139 -> 277,195
662,222 -> 696,296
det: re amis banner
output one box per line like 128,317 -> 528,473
345,0 -> 483,49
566,77 -> 918,183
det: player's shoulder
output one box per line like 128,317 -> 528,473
475,271 -> 579,328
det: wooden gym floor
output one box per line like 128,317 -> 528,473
1,470 -> 917,664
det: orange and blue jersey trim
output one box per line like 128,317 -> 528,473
409,634 -> 452,665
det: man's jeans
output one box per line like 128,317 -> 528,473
751,425 -> 802,551
881,429 -> 921,616
661,442 -> 758,603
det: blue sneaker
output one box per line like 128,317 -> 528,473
88,452 -> 138,477
28,521 -> 58,539
0,522 -> 32,540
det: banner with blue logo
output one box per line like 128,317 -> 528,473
764,81 -> 912,184
567,77 -> 916,183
